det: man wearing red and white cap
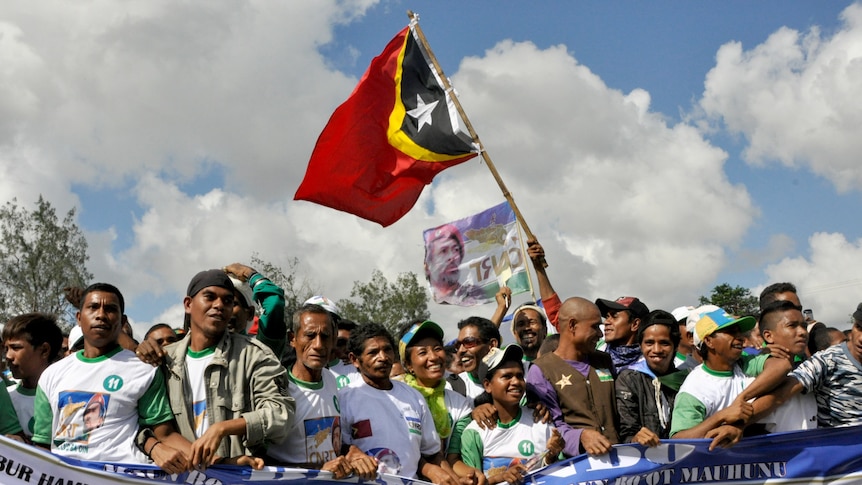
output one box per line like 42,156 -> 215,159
595,296 -> 650,372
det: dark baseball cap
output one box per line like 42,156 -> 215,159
596,296 -> 649,320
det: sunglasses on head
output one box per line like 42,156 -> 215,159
455,336 -> 486,349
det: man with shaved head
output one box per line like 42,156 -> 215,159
526,297 -> 619,458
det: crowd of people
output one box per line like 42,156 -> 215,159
2,243 -> 862,485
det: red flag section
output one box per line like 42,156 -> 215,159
294,25 -> 478,227
351,419 -> 373,439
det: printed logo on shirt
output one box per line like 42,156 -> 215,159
303,416 -> 339,464
333,395 -> 340,413
595,368 -> 614,382
368,447 -> 401,475
517,440 -> 534,456
193,400 -> 207,437
406,416 -> 422,435
336,375 -> 350,389
352,419 -> 372,439
484,457 -> 525,478
54,391 -> 110,453
103,375 -> 123,392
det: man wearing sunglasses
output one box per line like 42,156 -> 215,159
452,317 -> 501,399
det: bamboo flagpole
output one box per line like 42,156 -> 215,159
407,10 -> 548,267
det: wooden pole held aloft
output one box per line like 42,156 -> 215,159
407,11 -> 547,267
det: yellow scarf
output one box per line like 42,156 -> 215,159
403,373 -> 451,439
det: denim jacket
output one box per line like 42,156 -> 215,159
163,331 -> 294,458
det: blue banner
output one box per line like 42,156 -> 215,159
2,426 -> 862,484
530,426 -> 862,484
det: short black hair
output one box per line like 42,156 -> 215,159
457,316 -> 501,344
143,323 -> 174,341
809,324 -> 840,353
2,313 -> 64,362
538,333 -> 560,357
637,310 -> 681,349
338,318 -> 358,332
759,282 -> 797,309
80,283 -> 125,314
758,300 -> 802,333
348,322 -> 396,358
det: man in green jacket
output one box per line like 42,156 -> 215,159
162,269 -> 294,467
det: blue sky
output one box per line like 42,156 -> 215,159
2,1 -> 861,338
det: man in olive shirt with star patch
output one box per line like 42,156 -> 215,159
526,297 -> 620,458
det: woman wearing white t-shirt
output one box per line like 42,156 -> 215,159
397,320 -> 482,485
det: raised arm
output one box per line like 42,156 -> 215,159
527,240 -> 555,302
489,286 -> 512,326
224,262 -> 287,358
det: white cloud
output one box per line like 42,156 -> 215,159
0,1 -> 373,194
429,40 -> 757,312
698,3 -> 862,192
760,232 -> 862,328
0,2 -> 771,340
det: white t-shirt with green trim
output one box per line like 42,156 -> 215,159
444,388 -> 473,455
458,372 -> 484,400
670,354 -> 768,437
328,362 -> 362,390
185,346 -> 214,438
461,407 -> 553,478
8,383 -> 36,437
32,346 -> 172,463
268,369 -> 341,465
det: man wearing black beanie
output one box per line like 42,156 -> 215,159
160,269 -> 295,468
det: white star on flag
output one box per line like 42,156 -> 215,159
407,94 -> 439,131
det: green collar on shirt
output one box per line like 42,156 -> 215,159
701,363 -> 734,378
187,346 -> 216,358
288,370 -> 324,390
497,408 -> 523,429
76,344 -> 123,363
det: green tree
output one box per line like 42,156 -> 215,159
698,283 -> 759,317
0,196 -> 92,327
249,253 -> 318,320
338,269 -> 430,334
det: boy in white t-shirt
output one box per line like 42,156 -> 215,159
755,301 -> 817,433
3,312 -> 64,438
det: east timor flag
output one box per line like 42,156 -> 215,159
294,23 -> 478,227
